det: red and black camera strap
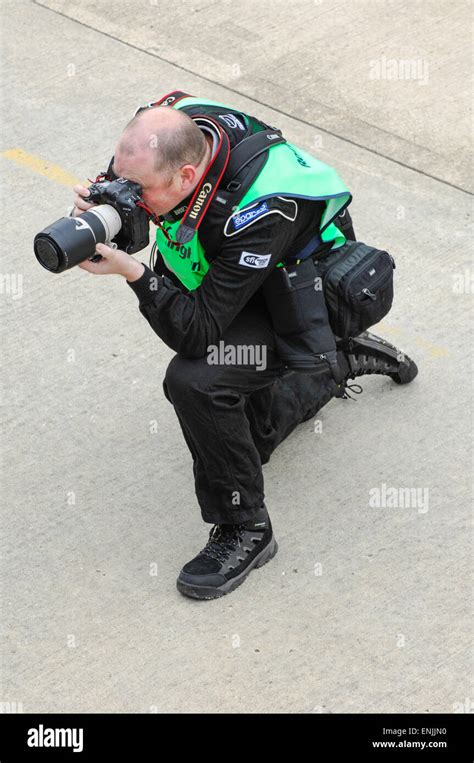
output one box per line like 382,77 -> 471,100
134,90 -> 232,243
171,114 -> 231,244
131,90 -> 286,244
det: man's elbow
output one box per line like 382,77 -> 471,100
175,341 -> 210,360
176,326 -> 222,359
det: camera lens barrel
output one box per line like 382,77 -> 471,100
34,205 -> 122,273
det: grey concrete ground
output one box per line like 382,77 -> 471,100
1,0 -> 472,714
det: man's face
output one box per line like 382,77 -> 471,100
112,150 -> 185,217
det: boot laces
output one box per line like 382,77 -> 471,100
349,346 -> 396,378
342,348 -> 397,390
200,523 -> 247,564
340,382 -> 364,400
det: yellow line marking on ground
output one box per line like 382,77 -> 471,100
378,323 -> 449,358
0,147 -> 454,361
1,148 -> 84,187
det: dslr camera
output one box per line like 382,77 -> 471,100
34,176 -> 151,273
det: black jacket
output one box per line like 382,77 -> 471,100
127,194 -> 329,358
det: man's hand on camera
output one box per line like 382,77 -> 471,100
71,184 -> 98,217
79,243 -> 145,282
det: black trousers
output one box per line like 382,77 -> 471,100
162,295 -> 340,525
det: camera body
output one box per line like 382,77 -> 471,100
34,177 -> 151,273
86,177 -> 150,254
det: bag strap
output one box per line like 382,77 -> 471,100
221,129 -> 286,190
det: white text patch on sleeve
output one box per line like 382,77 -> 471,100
238,252 -> 272,269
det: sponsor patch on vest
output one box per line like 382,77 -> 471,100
224,197 -> 298,237
238,252 -> 272,269
232,201 -> 269,231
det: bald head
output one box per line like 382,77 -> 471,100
116,106 -> 207,181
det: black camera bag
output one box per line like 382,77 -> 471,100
315,240 -> 395,338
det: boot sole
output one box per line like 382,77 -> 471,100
176,535 -> 279,600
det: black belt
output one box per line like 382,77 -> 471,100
283,233 -> 333,266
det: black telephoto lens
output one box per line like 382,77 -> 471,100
34,238 -> 62,272
34,206 -> 122,273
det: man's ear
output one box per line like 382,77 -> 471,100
179,164 -> 196,191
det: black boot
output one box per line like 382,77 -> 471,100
335,330 -> 419,392
176,505 -> 278,600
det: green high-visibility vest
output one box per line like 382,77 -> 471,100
156,96 -> 351,291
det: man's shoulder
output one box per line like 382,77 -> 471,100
179,102 -> 250,148
222,195 -> 327,239
222,196 -> 300,238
